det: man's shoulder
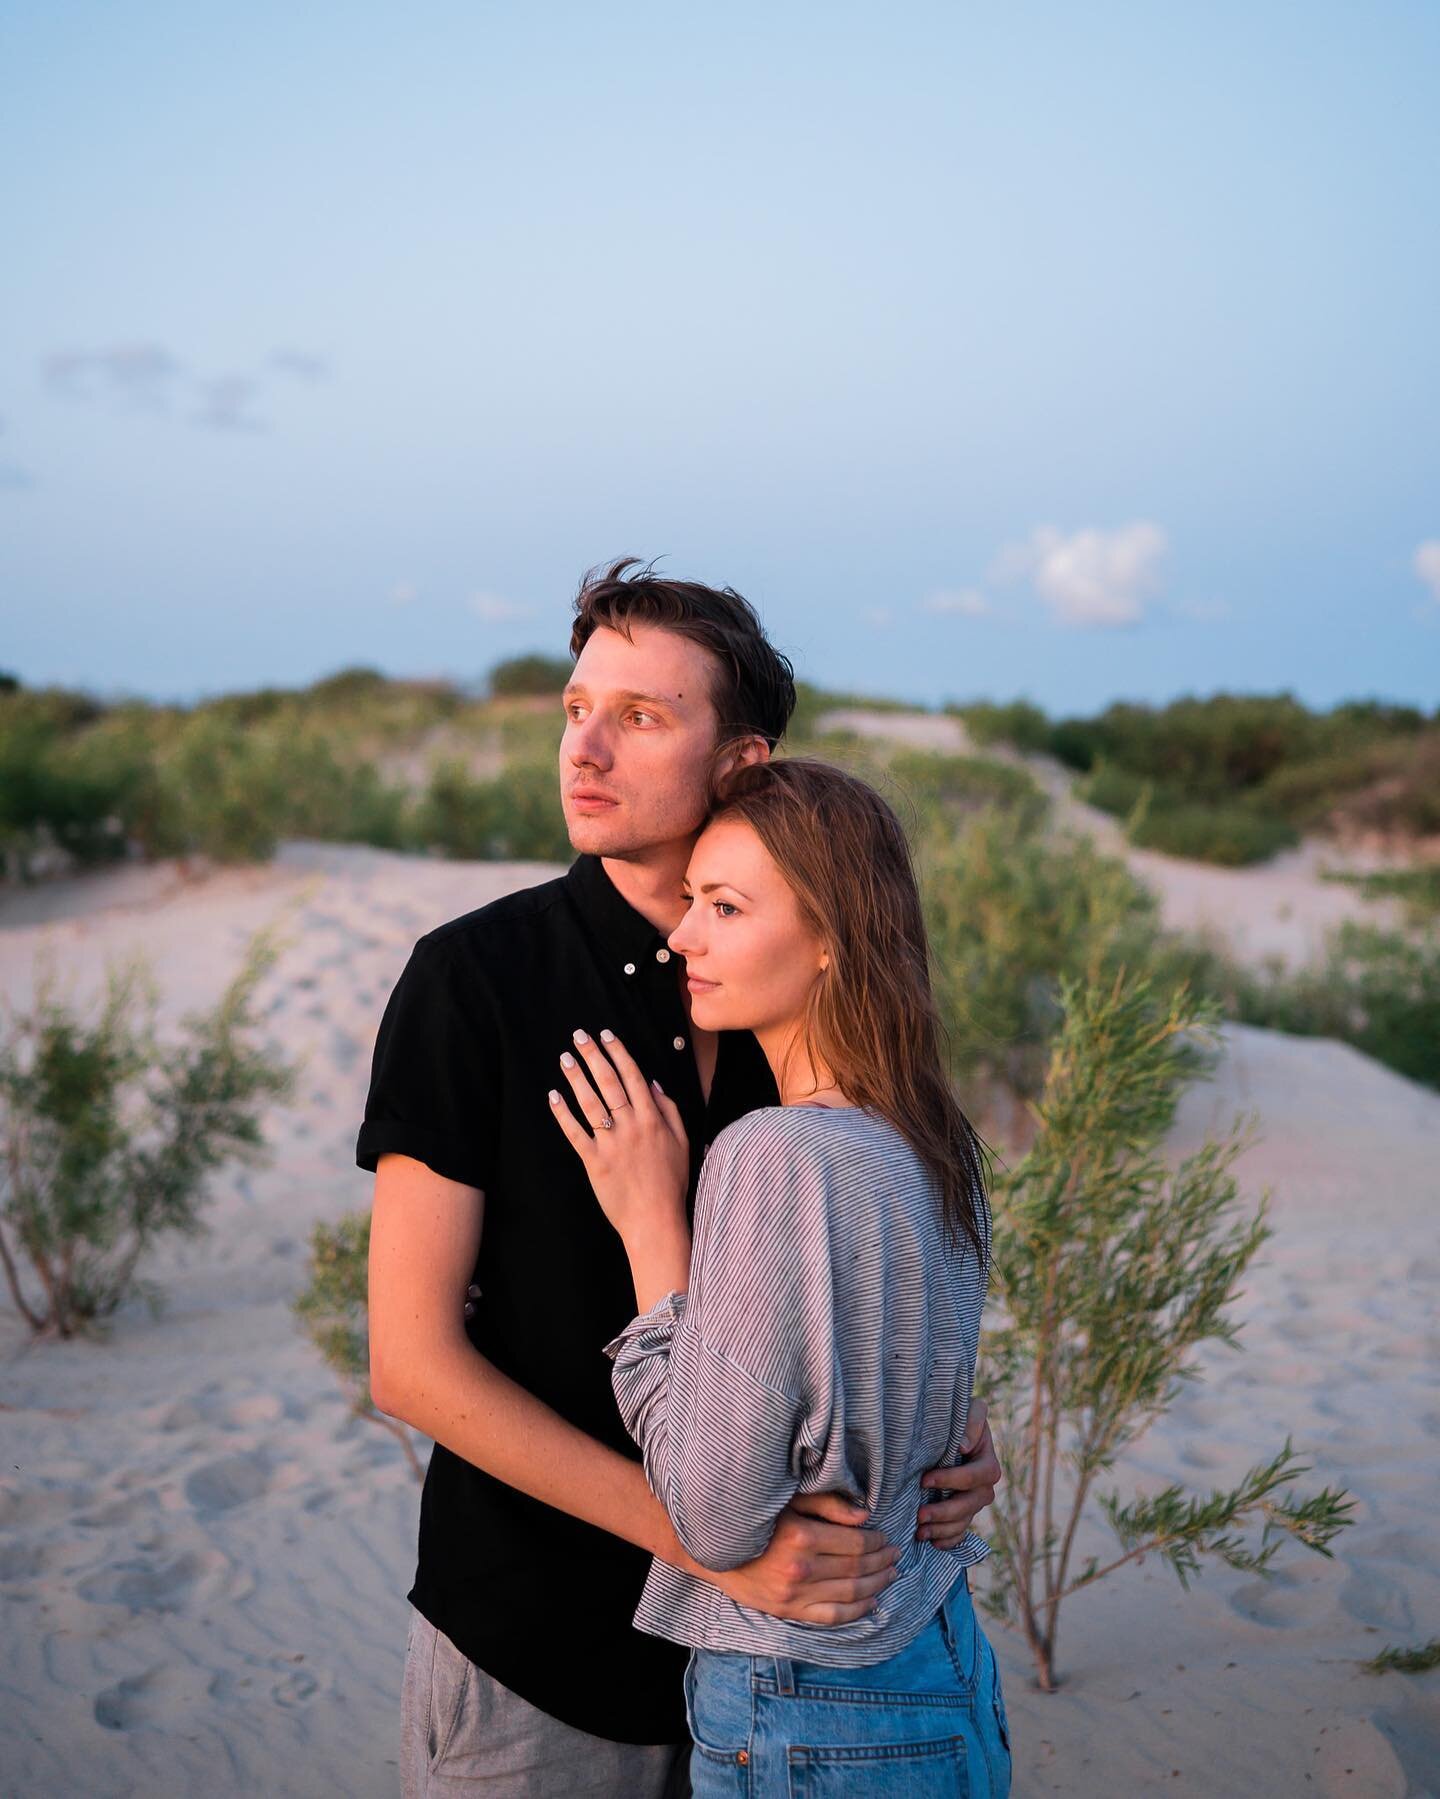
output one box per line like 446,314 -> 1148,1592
414,868 -> 575,969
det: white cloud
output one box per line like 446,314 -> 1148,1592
922,587 -> 991,617
468,592 -> 531,623
989,521 -> 1168,628
1414,540 -> 1440,608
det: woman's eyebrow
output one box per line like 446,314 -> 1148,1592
699,881 -> 752,900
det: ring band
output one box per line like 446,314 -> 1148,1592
600,1116 -> 613,1130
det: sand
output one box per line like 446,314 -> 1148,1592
2,788 -> 1438,1794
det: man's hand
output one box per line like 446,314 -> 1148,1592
706,1494 -> 900,1626
918,1397 -> 1002,1549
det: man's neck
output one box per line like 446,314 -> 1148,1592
601,840 -> 698,939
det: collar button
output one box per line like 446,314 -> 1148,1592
655,948 -> 671,963
623,962 -> 636,976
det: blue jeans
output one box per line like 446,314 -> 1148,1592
683,1569 -> 1012,1796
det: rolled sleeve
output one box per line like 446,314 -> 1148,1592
608,1294 -> 807,1571
355,935 -> 501,1192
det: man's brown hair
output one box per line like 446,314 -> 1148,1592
569,557 -> 797,752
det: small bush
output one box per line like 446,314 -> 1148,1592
979,971 -> 1355,1691
945,699 -> 1053,755
293,1210 -> 426,1481
1232,921 -> 1440,1089
412,758 -> 570,862
488,654 -> 573,698
1127,799 -> 1299,866
0,929 -> 296,1338
1322,865 -> 1440,923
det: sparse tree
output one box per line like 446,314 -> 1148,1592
0,928 -> 295,1337
976,970 -> 1355,1690
293,1210 -> 427,1480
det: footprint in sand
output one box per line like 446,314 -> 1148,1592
77,1544 -> 242,1613
94,1661 -> 218,1731
1228,1566 -> 1332,1628
1339,1567 -> 1413,1632
185,1451 -> 272,1515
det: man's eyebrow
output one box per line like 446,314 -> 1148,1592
561,684 -> 682,711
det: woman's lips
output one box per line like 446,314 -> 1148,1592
686,976 -> 720,993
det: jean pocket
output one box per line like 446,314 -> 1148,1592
786,1733 -> 970,1798
684,1654 -> 752,1792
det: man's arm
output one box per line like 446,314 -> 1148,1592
367,1152 -> 900,1624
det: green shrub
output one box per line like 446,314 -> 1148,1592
945,699 -> 1053,755
0,929 -> 295,1338
488,653 -> 573,697
412,758 -> 570,862
1127,800 -> 1299,866
919,808 -> 1166,1104
979,971 -> 1355,1691
1321,865 -> 1440,923
293,1210 -> 426,1481
1232,921 -> 1440,1089
890,750 -> 1049,836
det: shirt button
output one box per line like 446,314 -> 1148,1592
623,962 -> 636,976
655,948 -> 671,963
672,1035 -> 685,1051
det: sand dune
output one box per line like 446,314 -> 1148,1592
2,833 -> 1438,1795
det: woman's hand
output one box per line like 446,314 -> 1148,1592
548,1029 -> 691,1248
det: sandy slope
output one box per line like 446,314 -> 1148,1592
1,839 -> 1437,1797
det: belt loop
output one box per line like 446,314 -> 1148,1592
773,1656 -> 795,1696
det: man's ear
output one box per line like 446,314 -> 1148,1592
715,734 -> 771,784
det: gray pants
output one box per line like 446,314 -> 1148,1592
400,1609 -> 692,1797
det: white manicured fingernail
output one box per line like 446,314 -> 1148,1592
560,1052 -> 576,1068
573,1029 -> 589,1044
600,1029 -> 615,1042
548,1090 -> 560,1104
651,1079 -> 663,1094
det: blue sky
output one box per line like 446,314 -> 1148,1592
3,0 -> 1438,716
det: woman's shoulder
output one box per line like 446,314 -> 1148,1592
707,1104 -> 904,1177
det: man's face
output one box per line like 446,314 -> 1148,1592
559,623 -> 731,859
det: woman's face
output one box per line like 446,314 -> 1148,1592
667,815 -> 828,1037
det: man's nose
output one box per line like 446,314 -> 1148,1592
566,716 -> 612,769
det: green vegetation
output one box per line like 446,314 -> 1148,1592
1321,863 -> 1440,923
1362,1637 -> 1440,1675
978,972 -> 1355,1691
0,928 -> 295,1338
1228,922 -> 1440,1089
293,1210 -> 427,1480
960,690 -> 1438,867
488,653 -> 573,697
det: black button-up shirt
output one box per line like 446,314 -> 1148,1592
355,853 -> 779,1744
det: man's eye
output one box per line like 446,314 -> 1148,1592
629,711 -> 658,726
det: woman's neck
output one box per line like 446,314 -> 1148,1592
755,1019 -> 856,1109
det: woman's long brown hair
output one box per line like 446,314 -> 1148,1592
710,756 -> 991,1270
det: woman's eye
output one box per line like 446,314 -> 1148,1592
714,900 -> 738,918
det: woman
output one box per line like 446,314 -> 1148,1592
547,757 -> 1012,1796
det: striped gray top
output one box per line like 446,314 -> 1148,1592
604,1102 -> 992,1667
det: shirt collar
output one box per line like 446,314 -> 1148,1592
563,853 -> 676,974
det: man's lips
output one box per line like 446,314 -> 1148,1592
568,789 -> 619,811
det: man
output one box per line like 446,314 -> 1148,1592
358,558 -> 1003,1796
